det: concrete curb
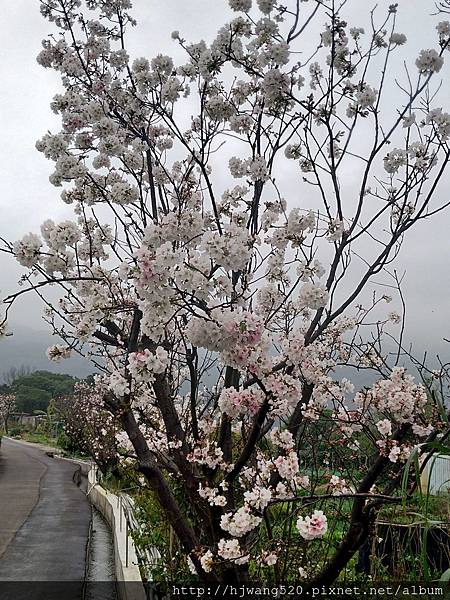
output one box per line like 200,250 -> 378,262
87,468 -> 146,600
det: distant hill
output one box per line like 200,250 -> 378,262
0,325 -> 94,383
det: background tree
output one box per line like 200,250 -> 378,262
2,0 -> 450,584
1,365 -> 32,387
9,370 -> 76,413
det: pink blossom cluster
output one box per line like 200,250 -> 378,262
355,367 -> 427,423
218,387 -> 264,419
127,348 -> 169,383
297,510 -> 328,541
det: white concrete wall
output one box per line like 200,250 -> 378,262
421,454 -> 450,495
87,468 -> 147,600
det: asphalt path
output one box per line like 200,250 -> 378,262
0,437 -> 92,598
0,437 -> 45,558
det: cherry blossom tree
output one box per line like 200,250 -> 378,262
55,382 -> 119,474
2,0 -> 450,584
0,394 -> 16,435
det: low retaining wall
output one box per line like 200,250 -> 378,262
87,468 -> 147,600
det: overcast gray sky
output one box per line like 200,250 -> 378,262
0,0 -> 449,367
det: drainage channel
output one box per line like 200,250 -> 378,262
84,508 -> 118,600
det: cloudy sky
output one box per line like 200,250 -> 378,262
0,0 -> 449,374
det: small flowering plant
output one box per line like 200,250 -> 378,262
2,0 -> 450,585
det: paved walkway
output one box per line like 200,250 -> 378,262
0,437 -> 92,597
0,437 -> 45,557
